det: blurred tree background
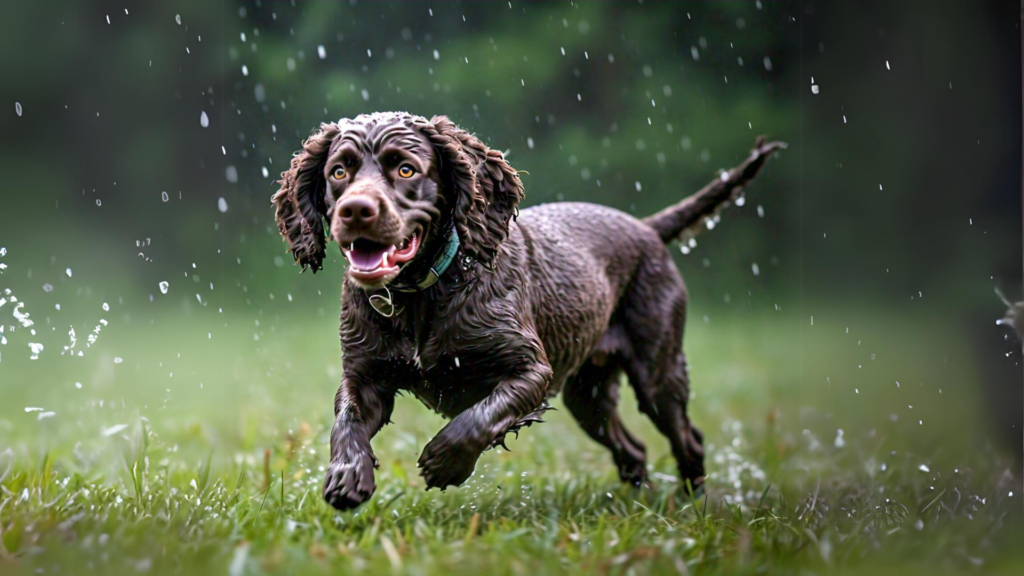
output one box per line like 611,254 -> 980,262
0,1 -> 1020,458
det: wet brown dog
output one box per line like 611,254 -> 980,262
272,112 -> 783,510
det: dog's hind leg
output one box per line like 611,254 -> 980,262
563,356 -> 648,486
631,351 -> 705,490
621,256 -> 706,491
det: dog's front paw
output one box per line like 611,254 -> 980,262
417,433 -> 481,490
322,451 -> 376,510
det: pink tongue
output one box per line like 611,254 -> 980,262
349,248 -> 387,270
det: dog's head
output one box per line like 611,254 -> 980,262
272,112 -> 523,290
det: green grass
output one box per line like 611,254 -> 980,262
0,304 -> 1021,575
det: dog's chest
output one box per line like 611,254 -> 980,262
385,324 -> 501,417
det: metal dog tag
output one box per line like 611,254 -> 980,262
368,287 -> 401,317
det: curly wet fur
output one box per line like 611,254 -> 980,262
272,112 -> 783,510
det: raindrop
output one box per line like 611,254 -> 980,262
15,102 -> 23,116
114,357 -> 123,364
317,45 -> 326,59
95,199 -> 102,207
261,166 -> 269,178
218,197 -> 229,213
65,268 -> 72,278
161,191 -> 169,202
225,166 -> 238,183
175,14 -> 181,25
200,111 -> 210,128
102,423 -> 128,437
102,302 -> 109,311
159,281 -> 169,294
918,464 -> 930,473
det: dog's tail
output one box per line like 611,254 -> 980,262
643,136 -> 786,245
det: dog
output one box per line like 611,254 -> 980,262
272,112 -> 783,510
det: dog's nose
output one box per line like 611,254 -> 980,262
337,195 -> 380,229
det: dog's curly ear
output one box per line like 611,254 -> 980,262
272,122 -> 341,273
417,115 -> 525,265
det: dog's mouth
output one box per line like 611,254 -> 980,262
342,234 -> 420,283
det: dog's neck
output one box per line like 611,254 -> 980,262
390,224 -> 461,293
364,222 -> 468,318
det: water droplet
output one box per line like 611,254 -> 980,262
175,14 -> 181,25
200,111 -> 209,128
918,464 -> 930,473
114,357 -> 123,364
102,423 -> 128,437
218,197 -> 229,213
317,45 -> 326,59
225,166 -> 238,183
15,102 -> 23,116
28,342 -> 44,359
161,191 -> 169,202
159,281 -> 169,294
65,268 -> 72,278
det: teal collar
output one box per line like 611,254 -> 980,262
405,225 -> 460,291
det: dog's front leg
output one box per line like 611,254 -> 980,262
418,362 -> 552,489
322,377 -> 395,510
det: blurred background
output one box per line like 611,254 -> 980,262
0,0 -> 1020,486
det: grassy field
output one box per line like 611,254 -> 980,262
0,298 -> 1021,575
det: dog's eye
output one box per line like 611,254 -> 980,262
398,164 -> 416,178
331,167 -> 346,180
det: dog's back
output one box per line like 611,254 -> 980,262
513,202 -> 677,393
